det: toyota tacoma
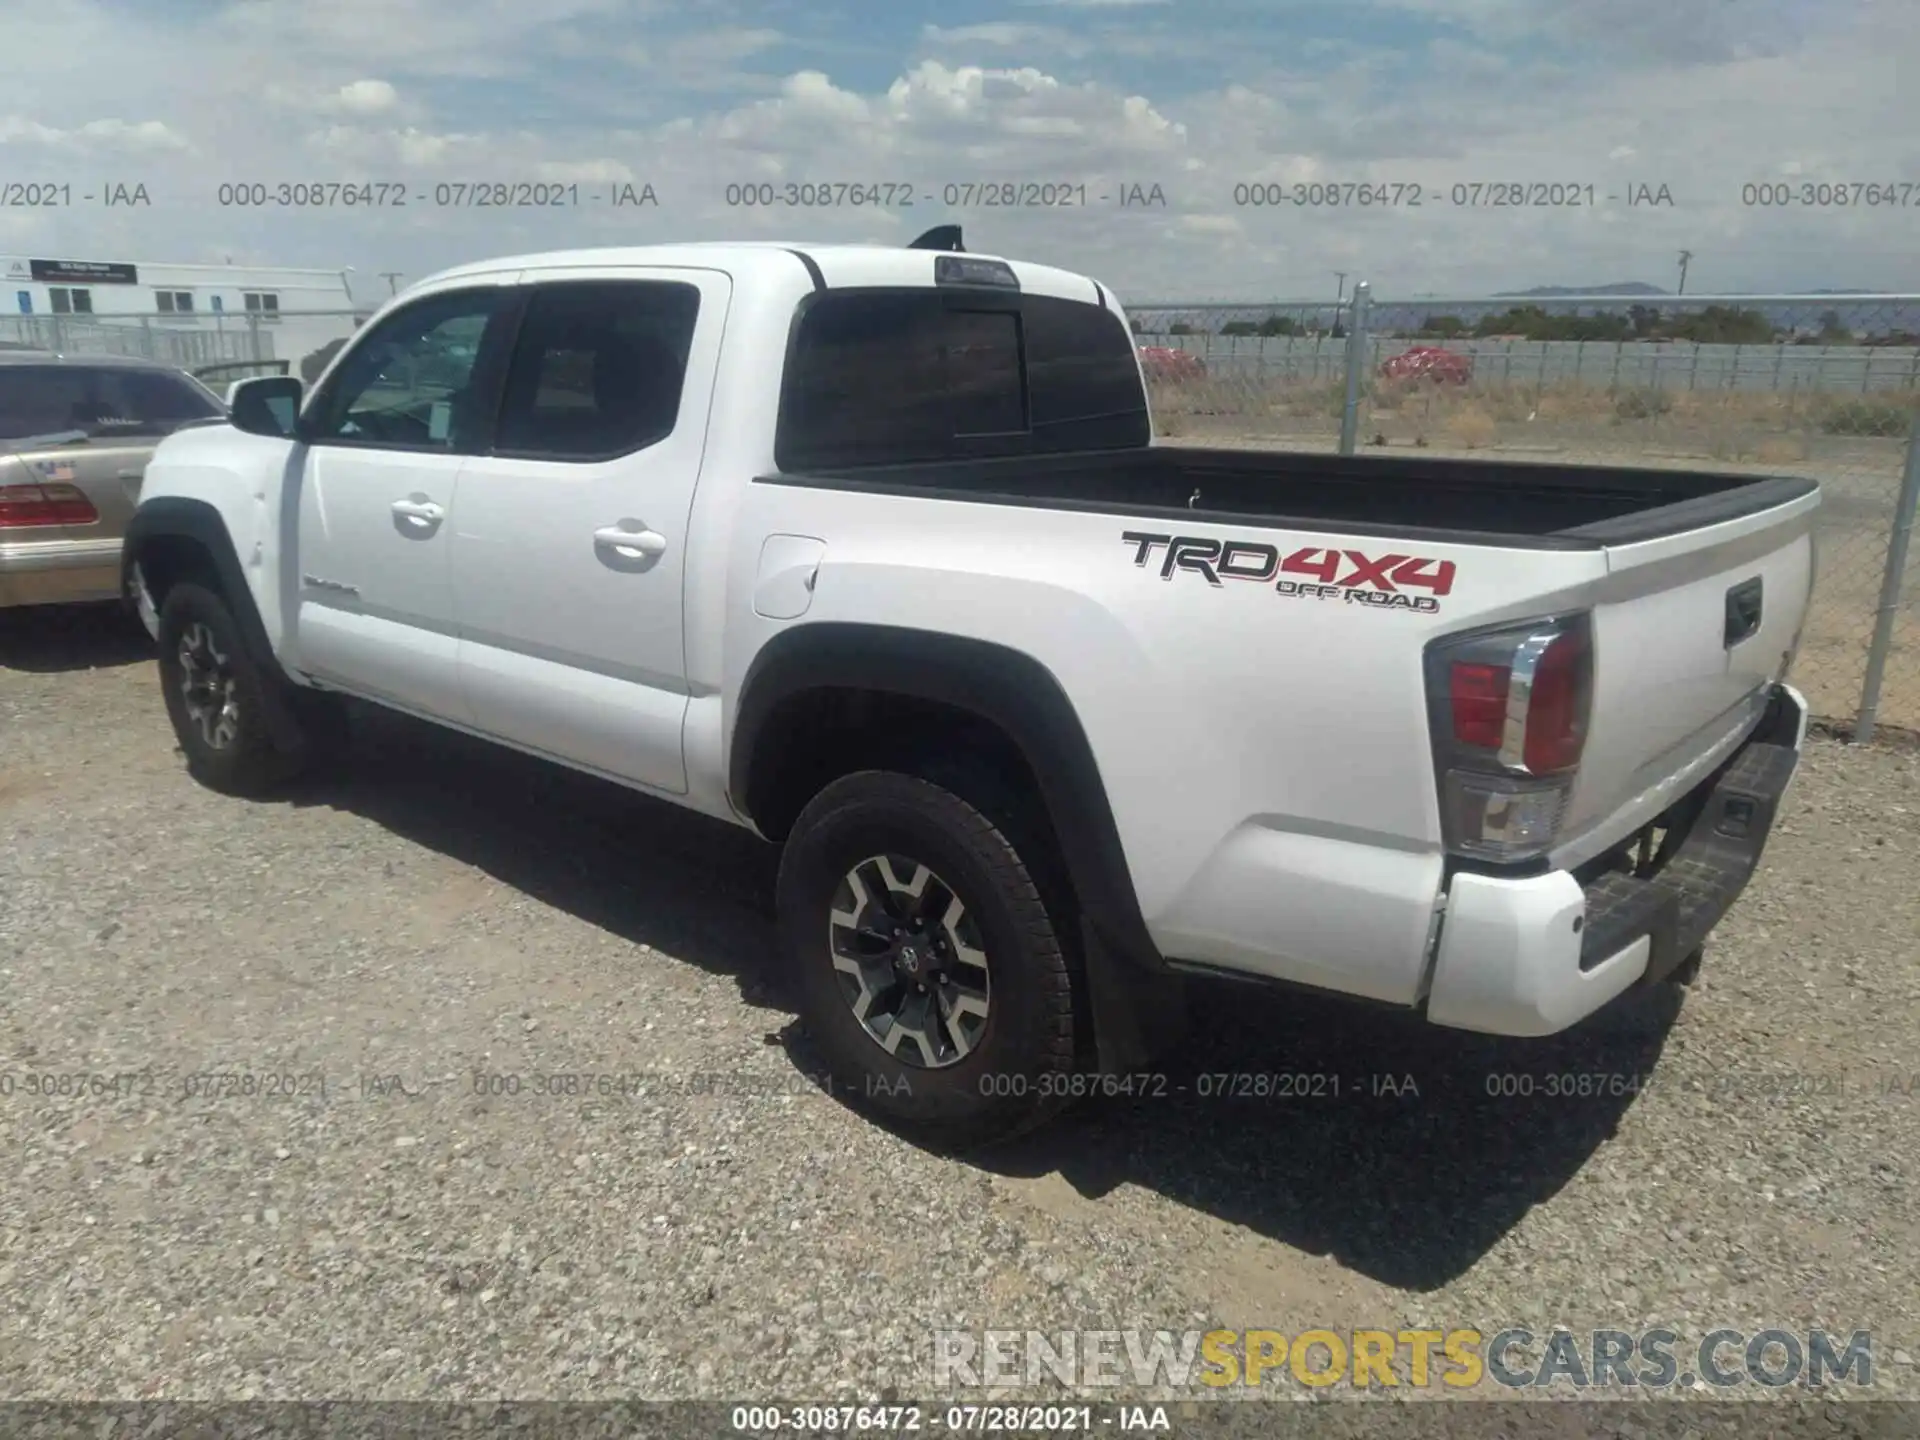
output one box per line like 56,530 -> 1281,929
121,229 -> 1819,1146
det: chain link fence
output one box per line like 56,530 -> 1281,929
0,308 -> 366,384
1128,291 -> 1920,740
6,291 -> 1914,737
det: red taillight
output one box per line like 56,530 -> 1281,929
1426,613 -> 1594,863
1521,629 -> 1590,774
1449,661 -> 1510,749
0,482 -> 99,528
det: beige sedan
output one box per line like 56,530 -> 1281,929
0,349 -> 227,608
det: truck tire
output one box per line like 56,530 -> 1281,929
776,769 -> 1080,1150
155,582 -> 324,797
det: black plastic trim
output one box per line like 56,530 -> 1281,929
784,248 -> 826,292
120,496 -> 306,750
756,447 -> 1819,552
909,225 -> 965,252
1579,684 -> 1802,983
730,622 -> 1163,975
1557,475 -> 1817,546
756,467 -> 1603,552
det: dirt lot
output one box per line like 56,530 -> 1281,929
2,604 -> 1917,1412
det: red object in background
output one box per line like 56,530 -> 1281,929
1137,345 -> 1207,382
1379,345 -> 1474,384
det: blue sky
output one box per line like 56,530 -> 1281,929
0,0 -> 1909,304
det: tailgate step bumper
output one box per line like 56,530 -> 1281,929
1578,735 -> 1799,985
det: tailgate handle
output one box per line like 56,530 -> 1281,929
1724,577 -> 1764,648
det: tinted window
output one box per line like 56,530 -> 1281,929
308,289 -> 506,451
776,288 -> 1147,469
493,281 -> 701,460
0,364 -> 223,440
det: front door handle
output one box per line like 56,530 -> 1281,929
593,523 -> 667,561
391,494 -> 446,537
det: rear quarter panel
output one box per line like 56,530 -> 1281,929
727,480 -> 1613,1005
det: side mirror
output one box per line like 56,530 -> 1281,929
227,375 -> 304,439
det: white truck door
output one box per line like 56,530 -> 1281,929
448,267 -> 731,795
290,282 -> 520,722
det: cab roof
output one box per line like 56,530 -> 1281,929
413,241 -> 1112,309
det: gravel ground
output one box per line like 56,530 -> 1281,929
2,603 -> 1917,1411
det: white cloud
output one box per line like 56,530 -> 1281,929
333,80 -> 401,116
922,23 -> 1057,47
535,158 -> 638,184
0,0 -> 1911,298
0,115 -> 190,153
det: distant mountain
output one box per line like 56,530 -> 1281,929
1494,282 -> 1669,298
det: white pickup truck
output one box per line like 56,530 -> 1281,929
122,230 -> 1818,1146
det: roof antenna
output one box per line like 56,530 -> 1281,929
909,225 -> 965,252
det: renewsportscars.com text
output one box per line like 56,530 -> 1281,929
932,1327 -> 1874,1391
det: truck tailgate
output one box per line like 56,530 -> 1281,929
1559,486 -> 1819,860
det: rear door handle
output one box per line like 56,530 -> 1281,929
593,523 -> 667,561
391,495 -> 446,537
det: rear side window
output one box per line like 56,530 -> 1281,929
493,280 -> 702,460
0,364 -> 222,441
775,288 -> 1148,470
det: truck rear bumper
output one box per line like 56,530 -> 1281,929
1424,683 -> 1808,1038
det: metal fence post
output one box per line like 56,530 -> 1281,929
1338,281 -> 1371,455
1856,407 -> 1920,743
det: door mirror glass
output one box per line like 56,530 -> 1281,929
227,375 -> 303,438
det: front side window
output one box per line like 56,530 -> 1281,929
492,280 -> 701,460
157,291 -> 194,314
306,289 -> 506,452
49,287 -> 93,315
244,291 -> 280,317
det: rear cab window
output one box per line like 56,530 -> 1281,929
774,283 -> 1149,470
0,364 -> 223,442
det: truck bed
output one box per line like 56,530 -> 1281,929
769,444 -> 1820,549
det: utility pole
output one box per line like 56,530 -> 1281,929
1676,250 -> 1693,296
380,271 -> 404,296
1332,272 -> 1348,338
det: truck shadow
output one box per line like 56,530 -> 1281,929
0,601 -> 153,674
976,981 -> 1679,1291
296,701 -> 1677,1292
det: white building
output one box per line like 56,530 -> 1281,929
0,255 -> 364,374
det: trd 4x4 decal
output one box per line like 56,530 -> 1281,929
1121,531 -> 1455,614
